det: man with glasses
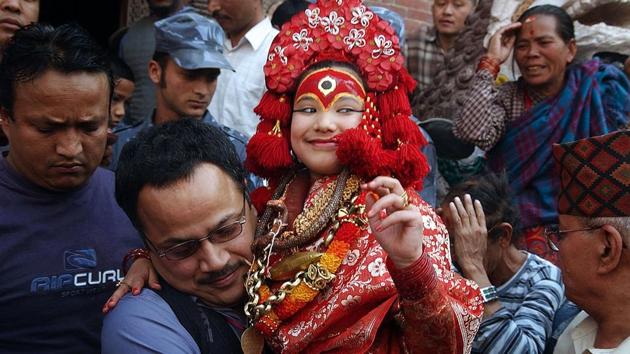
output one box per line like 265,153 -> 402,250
102,119 -> 255,353
548,130 -> 630,354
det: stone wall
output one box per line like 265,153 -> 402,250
127,0 -> 435,33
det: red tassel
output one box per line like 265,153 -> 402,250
398,69 -> 417,95
381,113 -> 426,149
245,121 -> 293,178
336,128 -> 392,180
254,91 -> 292,125
391,143 -> 429,190
250,186 -> 273,214
377,86 -> 411,118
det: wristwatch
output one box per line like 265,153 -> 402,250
480,285 -> 499,304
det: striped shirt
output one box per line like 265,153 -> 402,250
473,252 -> 564,354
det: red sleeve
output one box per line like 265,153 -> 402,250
387,198 -> 484,354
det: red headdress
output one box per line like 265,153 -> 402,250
246,0 -> 428,193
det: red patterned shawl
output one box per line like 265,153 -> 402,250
263,176 -> 483,353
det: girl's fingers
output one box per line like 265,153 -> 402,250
367,193 -> 406,218
362,176 -> 405,197
102,286 -> 129,314
375,209 -> 422,231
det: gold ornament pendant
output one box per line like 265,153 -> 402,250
241,327 -> 265,354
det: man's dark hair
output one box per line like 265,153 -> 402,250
446,172 -> 522,242
518,5 -> 575,43
115,119 -> 248,231
271,0 -> 310,29
151,51 -> 220,88
0,23 -> 114,118
110,55 -> 135,82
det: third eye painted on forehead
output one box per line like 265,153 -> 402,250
294,68 -> 366,112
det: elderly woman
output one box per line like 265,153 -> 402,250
441,173 -> 564,354
453,5 -> 630,262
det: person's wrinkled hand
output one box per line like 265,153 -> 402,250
363,176 -> 424,270
449,194 -> 487,273
102,258 -> 161,314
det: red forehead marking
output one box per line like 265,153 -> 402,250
295,68 -> 366,110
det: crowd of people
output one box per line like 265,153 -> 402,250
0,0 -> 628,353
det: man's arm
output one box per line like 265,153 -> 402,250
101,289 -> 200,354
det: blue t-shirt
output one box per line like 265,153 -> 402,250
102,289 -> 200,354
0,158 -> 142,353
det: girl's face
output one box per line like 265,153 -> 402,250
290,67 -> 366,179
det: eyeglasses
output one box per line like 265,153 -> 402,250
543,225 -> 602,252
146,197 -> 248,261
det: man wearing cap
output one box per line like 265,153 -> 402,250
207,0 -> 278,137
116,0 -> 185,125
110,9 -> 257,187
549,130 -> 630,353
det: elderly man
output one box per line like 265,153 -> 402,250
0,23 -> 140,353
102,119 -> 255,353
549,130 -> 630,353
110,9 -> 255,190
207,0 -> 278,137
0,0 -> 39,156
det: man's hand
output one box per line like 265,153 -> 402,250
449,194 -> 487,275
363,176 -> 424,270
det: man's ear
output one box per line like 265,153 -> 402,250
148,60 -> 162,85
597,224 -> 624,274
497,222 -> 514,248
0,107 -> 11,139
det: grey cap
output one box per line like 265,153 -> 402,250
154,8 -> 234,71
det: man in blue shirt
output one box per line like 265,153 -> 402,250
110,9 -> 260,189
103,119 -> 254,353
0,23 -> 141,353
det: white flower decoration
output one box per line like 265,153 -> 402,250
336,0 -> 343,5
272,45 -> 287,65
320,11 -> 344,35
372,35 -> 395,59
292,29 -> 313,51
368,258 -> 386,277
343,28 -> 366,50
305,8 -> 320,28
351,5 -> 373,27
343,249 -> 360,266
341,295 -> 361,307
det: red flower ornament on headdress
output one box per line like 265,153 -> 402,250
247,0 -> 428,193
